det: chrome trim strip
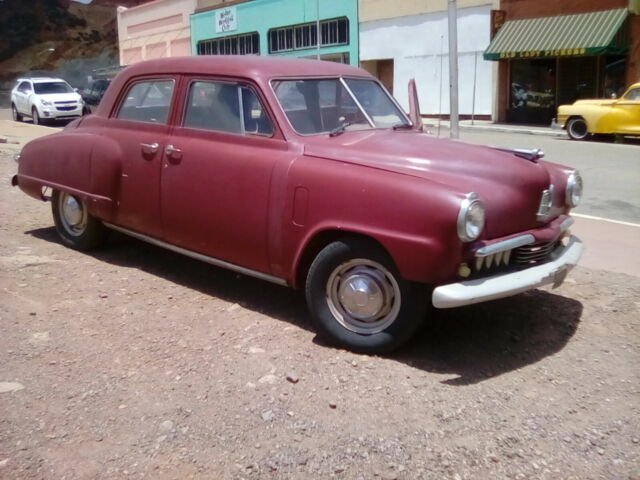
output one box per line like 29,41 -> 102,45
560,217 -> 574,233
339,77 -> 376,128
103,222 -> 289,287
433,235 -> 583,308
475,234 -> 535,257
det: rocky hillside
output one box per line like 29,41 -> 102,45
0,0 -> 151,103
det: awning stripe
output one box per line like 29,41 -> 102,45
484,8 -> 629,60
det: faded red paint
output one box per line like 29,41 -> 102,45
14,56 -> 577,288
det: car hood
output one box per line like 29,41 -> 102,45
571,98 -> 617,106
36,93 -> 81,102
303,130 -> 553,238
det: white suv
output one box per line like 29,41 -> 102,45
11,77 -> 84,124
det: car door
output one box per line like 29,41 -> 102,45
107,76 -> 177,238
15,81 -> 31,114
615,87 -> 640,135
160,78 -> 287,274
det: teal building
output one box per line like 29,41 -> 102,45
190,0 -> 359,66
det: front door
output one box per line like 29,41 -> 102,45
160,78 -> 287,274
107,77 -> 177,237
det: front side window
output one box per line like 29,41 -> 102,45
623,88 -> 640,101
183,81 -> 273,136
273,78 -> 408,135
117,79 -> 174,124
33,82 -> 74,94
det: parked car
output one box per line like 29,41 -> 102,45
12,56 -> 584,353
554,82 -> 640,140
81,78 -> 112,114
11,77 -> 84,124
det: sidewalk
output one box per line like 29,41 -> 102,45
424,118 -> 567,137
0,119 -> 60,152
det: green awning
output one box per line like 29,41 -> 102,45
484,8 -> 629,61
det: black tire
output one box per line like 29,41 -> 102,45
32,107 -> 41,125
305,238 -> 427,354
51,190 -> 107,251
567,117 -> 589,141
11,103 -> 23,122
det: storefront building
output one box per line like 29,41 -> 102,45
484,0 -> 640,124
117,0 -> 197,65
190,0 -> 359,66
359,0 -> 499,119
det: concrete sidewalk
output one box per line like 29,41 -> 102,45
424,118 -> 567,137
0,119 -> 61,152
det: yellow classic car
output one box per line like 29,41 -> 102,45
555,82 -> 640,140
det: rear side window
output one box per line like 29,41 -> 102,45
17,82 -> 31,93
117,80 -> 174,124
183,81 -> 273,136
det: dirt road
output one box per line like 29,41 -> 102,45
1,135 -> 639,479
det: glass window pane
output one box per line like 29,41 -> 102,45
117,80 -> 174,124
344,79 -> 406,128
183,81 -> 241,134
241,88 -> 274,136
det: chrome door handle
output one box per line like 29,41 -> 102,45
140,142 -> 159,154
165,144 -> 183,162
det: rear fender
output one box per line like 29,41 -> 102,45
15,132 -> 123,221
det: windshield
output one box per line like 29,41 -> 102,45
33,82 -> 74,95
273,78 -> 408,135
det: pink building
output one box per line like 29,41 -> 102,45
117,0 -> 198,65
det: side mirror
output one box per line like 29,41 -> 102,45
408,78 -> 423,132
74,88 -> 79,93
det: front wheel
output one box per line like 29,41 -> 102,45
305,239 -> 427,354
51,190 -> 107,251
567,117 -> 589,141
32,107 -> 42,125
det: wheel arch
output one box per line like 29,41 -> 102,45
293,229 -> 392,290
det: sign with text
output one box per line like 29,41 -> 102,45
215,7 -> 237,33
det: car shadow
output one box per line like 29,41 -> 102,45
392,290 -> 582,386
27,227 -> 582,384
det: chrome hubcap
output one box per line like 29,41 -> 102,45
327,259 -> 400,334
59,193 -> 87,236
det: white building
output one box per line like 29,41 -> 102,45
359,1 -> 497,119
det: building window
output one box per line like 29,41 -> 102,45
268,17 -> 349,53
197,32 -> 260,56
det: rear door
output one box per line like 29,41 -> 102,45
160,77 -> 287,274
106,76 -> 177,237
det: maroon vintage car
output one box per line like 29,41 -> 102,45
12,56 -> 583,353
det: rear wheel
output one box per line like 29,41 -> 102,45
51,190 -> 107,251
11,103 -> 23,122
305,239 -> 427,354
567,117 -> 589,141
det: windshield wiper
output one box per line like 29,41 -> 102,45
329,121 -> 351,137
392,122 -> 412,130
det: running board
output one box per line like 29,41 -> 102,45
103,222 -> 288,287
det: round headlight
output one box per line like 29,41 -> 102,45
566,170 -> 583,208
457,193 -> 485,242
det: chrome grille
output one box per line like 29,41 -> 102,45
512,241 -> 557,266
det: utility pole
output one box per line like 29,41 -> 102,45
316,0 -> 321,60
447,0 -> 459,139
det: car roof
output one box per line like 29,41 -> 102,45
17,77 -> 68,83
119,55 -> 371,81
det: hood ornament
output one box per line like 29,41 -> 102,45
491,147 -> 544,162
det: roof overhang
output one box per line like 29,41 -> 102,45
484,8 -> 629,61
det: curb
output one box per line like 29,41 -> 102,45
459,125 -> 567,137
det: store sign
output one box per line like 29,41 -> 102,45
215,7 -> 237,33
499,48 -> 587,59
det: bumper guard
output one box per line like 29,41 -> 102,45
432,235 -> 583,308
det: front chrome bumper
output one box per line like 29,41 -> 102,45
432,235 -> 583,308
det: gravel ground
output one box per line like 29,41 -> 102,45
1,150 -> 639,480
